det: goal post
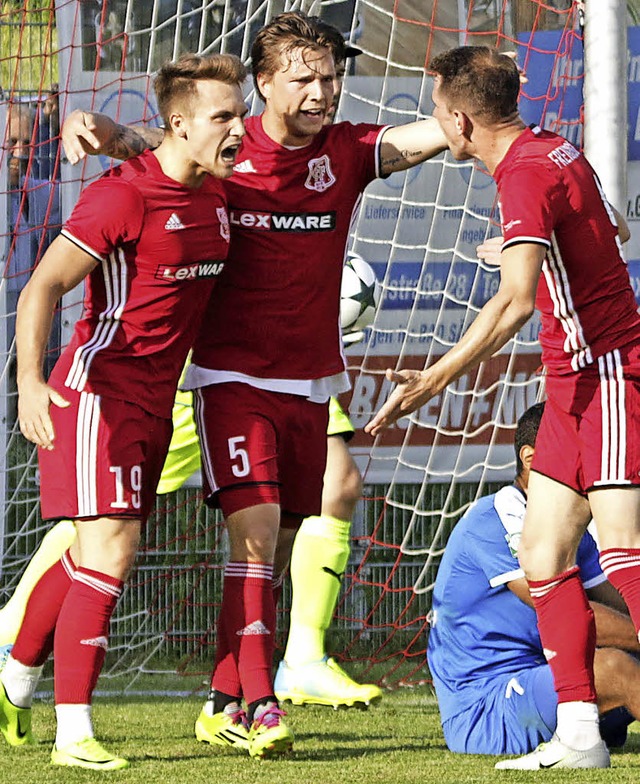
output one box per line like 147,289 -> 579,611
0,0 -> 631,693
583,0 -> 628,210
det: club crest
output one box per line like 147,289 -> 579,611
305,155 -> 336,192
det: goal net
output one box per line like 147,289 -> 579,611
0,0 -> 585,693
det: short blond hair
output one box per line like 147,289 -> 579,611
154,53 -> 247,128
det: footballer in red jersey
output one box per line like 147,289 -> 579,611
368,46 -> 640,771
58,11 -> 449,758
188,115 -> 384,383
183,15 -> 447,755
55,150 -> 229,422
496,126 -> 640,376
4,54 -> 247,770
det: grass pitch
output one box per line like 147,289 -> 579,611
1,689 -> 639,783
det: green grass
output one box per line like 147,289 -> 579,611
1,690 -> 640,783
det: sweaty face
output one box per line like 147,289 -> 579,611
260,46 -> 336,145
181,80 -> 247,179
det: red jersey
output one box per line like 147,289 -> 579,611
495,126 -> 640,374
191,115 -> 385,380
54,150 -> 229,418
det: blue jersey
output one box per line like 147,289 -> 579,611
427,484 -> 604,724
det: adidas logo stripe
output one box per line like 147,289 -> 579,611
165,212 -> 185,230
236,620 -> 270,636
233,159 -> 257,173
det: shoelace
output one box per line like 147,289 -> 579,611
254,707 -> 286,729
229,708 -> 249,730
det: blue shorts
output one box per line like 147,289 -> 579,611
442,666 -> 557,755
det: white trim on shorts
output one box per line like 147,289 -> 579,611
76,391 -> 102,517
192,387 -> 219,497
594,348 -> 631,486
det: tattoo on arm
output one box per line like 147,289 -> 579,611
104,125 -> 164,160
381,148 -> 424,172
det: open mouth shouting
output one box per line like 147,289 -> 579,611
221,142 -> 242,164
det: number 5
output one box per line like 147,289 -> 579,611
228,436 -> 250,478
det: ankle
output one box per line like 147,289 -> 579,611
556,701 -> 601,750
55,703 -> 93,748
249,697 -> 278,723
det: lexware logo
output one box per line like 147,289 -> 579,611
229,210 -> 336,232
155,261 -> 225,280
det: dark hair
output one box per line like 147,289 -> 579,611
429,46 -> 520,124
515,402 -> 545,475
250,11 -> 335,101
154,53 -> 247,129
308,16 -> 347,66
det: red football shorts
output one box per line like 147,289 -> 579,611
532,344 -> 640,493
193,382 -> 329,519
39,389 -> 173,522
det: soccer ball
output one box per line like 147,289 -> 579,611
340,253 -> 382,332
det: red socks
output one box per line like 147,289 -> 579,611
12,550 -> 76,667
212,562 -> 275,706
210,588 -> 241,700
600,548 -> 640,632
53,567 -> 123,704
529,565 -> 597,703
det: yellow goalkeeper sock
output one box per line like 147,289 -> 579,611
0,520 -> 76,646
284,515 -> 351,667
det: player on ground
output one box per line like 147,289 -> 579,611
429,402 -> 638,756
367,46 -> 640,770
0,53 -> 247,771
61,11 -> 447,758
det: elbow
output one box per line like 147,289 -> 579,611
505,300 -> 535,335
18,277 -> 63,314
508,296 -> 535,328
519,302 -> 535,325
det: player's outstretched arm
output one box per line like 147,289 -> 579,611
62,109 -> 164,164
379,117 -> 448,176
16,236 -> 98,449
365,242 -> 545,436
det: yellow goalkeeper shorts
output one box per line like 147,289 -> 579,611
156,389 -> 200,494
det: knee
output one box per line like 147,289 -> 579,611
105,548 -> 137,580
322,461 -> 363,517
229,526 -> 279,563
80,533 -> 139,580
595,648 -> 636,707
517,534 -> 575,581
226,505 -> 280,563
